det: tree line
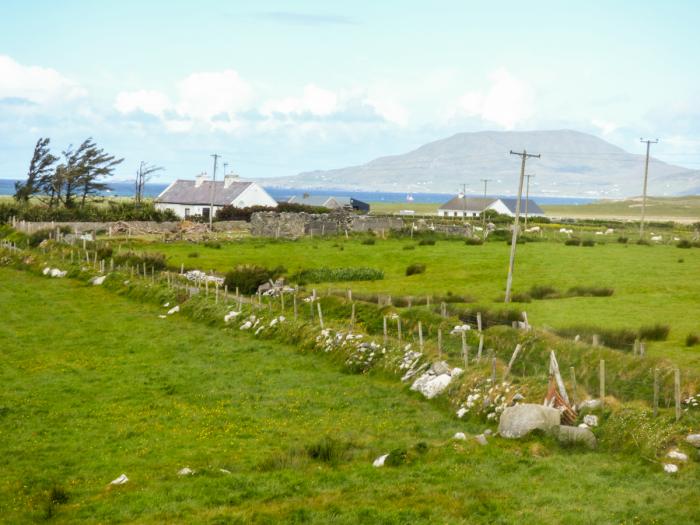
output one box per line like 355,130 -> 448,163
14,137 -> 124,208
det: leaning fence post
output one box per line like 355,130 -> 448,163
383,316 -> 388,345
639,342 -> 645,357
293,294 -> 298,320
418,321 -> 424,351
397,316 -> 402,342
437,328 -> 443,358
350,302 -> 355,331
477,312 -> 482,332
317,302 -> 324,329
675,368 -> 681,421
599,360 -> 605,409
504,344 -> 522,380
477,334 -> 484,363
653,368 -> 659,417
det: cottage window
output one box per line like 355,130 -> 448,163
184,208 -> 191,218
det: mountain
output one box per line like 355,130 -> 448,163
265,130 -> 700,197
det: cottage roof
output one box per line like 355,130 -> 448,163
439,196 -> 496,211
499,198 -> 545,215
156,179 -> 253,205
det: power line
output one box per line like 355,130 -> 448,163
505,150 -> 540,304
639,138 -> 658,238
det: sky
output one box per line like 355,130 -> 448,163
1,0 -> 700,185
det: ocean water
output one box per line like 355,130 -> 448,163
0,179 -> 594,205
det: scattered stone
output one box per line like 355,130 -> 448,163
224,310 -> 241,323
110,474 -> 129,485
373,454 -> 388,467
666,450 -> 688,462
583,414 -> 599,427
158,315 -> 167,319
663,463 -> 679,474
686,434 -> 700,448
411,373 -> 452,399
453,432 -> 467,440
512,393 -> 525,402
456,407 -> 467,419
475,434 -> 488,446
578,423 -> 589,429
430,361 -> 450,375
219,468 -> 231,475
178,467 -> 194,476
483,429 -> 493,436
577,399 -> 602,411
552,425 -> 597,449
163,302 -> 170,307
90,275 -> 106,286
167,305 -> 180,315
498,404 -> 561,439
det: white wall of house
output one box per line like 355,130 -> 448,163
486,200 -> 514,217
437,209 -> 482,218
231,183 -> 278,208
155,203 -> 223,219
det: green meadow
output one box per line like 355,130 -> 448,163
125,236 -> 700,367
1,267 -> 700,524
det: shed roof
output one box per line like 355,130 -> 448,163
499,198 -> 545,215
156,179 -> 253,205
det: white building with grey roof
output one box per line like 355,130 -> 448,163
155,173 -> 278,220
438,196 -> 544,218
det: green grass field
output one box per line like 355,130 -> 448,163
123,237 -> 700,367
544,196 -> 700,223
1,268 -> 699,523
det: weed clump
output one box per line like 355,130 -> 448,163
361,238 -> 376,245
567,285 -> 614,297
203,240 -> 221,249
187,252 -> 199,258
402,244 -> 415,250
530,285 -> 559,300
113,251 -> 167,271
305,436 -> 352,465
464,237 -> 483,246
224,264 -> 286,294
581,239 -> 595,247
638,323 -> 670,341
617,236 -> 629,244
292,267 -> 383,284
686,333 -> 700,347
564,238 -> 581,246
418,238 -> 436,246
405,263 -> 426,276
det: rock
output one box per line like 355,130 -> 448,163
577,399 -> 602,411
219,468 -> 231,474
158,315 -> 167,319
686,434 -> 700,448
663,463 -> 679,474
178,467 -> 194,476
430,361 -> 450,375
110,474 -> 129,485
483,429 -> 493,436
373,454 -> 388,467
512,393 -> 525,402
411,372 -> 452,399
498,404 -> 561,439
451,367 -> 463,377
578,423 -> 589,429
453,432 -> 467,440
163,302 -> 170,307
167,305 -> 180,315
90,275 -> 106,286
666,450 -> 688,462
475,434 -> 488,446
583,414 -> 599,427
553,425 -> 597,449
456,407 -> 467,419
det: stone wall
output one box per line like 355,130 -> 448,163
11,219 -> 249,235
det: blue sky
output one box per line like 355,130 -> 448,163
1,0 -> 699,183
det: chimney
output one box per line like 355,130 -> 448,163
223,173 -> 240,189
195,172 -> 208,188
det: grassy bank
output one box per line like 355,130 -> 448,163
1,268 -> 700,523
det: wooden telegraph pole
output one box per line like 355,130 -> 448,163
639,138 -> 658,239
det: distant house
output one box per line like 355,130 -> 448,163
155,173 -> 278,220
287,194 -> 370,212
438,196 -> 544,218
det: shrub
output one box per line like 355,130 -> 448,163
686,333 -> 699,347
113,251 -> 167,271
581,239 -> 595,247
464,237 -> 483,246
564,238 -> 581,246
638,323 -> 670,341
0,201 -> 176,223
418,238 -> 436,246
361,238 -> 376,245
567,285 -> 614,297
224,264 -> 286,295
405,263 -> 426,276
511,292 -> 532,303
187,252 -> 199,258
529,285 -> 559,299
96,244 -> 113,260
292,267 -> 383,285
384,448 -> 408,467
617,236 -> 629,244
203,240 -> 221,249
304,436 -> 351,464
677,239 -> 692,249
402,244 -> 415,250
636,239 -> 650,245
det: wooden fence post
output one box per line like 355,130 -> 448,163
477,334 -> 484,363
350,302 -> 355,331
317,302 -> 324,329
675,368 -> 681,421
397,316 -> 402,342
418,321 -> 424,351
653,368 -> 659,417
477,312 -> 482,332
592,334 -> 600,347
461,331 -> 468,368
599,360 -> 605,409
437,328 -> 443,358
503,344 -> 522,380
383,316 -> 388,345
293,294 -> 298,320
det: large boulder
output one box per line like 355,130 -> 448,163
498,404 -> 561,439
553,425 -> 597,449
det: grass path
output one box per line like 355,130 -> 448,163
0,268 -> 698,523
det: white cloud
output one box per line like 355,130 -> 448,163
0,55 -> 86,104
176,69 -> 252,120
262,84 -> 338,116
456,68 -> 534,129
364,95 -> 408,126
115,89 -> 170,116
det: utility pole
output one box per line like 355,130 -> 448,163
223,162 -> 228,179
524,174 -> 535,230
209,153 -> 220,230
639,138 -> 658,238
480,178 -> 492,239
505,150 -> 540,303
461,183 -> 467,221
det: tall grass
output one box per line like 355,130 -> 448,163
292,267 -> 384,284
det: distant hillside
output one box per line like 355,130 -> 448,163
266,130 -> 699,198
543,196 -> 700,223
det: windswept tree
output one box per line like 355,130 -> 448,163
14,138 -> 58,203
76,140 -> 124,206
134,162 -> 164,203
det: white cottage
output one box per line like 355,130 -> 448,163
438,196 -> 544,218
155,173 -> 277,220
